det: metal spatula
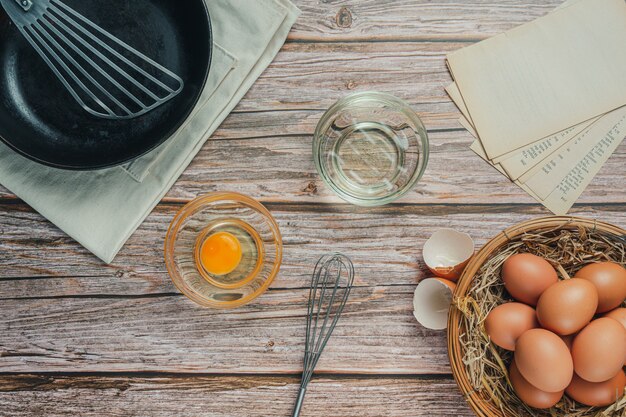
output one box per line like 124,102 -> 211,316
0,0 -> 184,120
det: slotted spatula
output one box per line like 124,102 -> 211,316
0,0 -> 184,119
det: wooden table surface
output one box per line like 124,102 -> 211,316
1,1 -> 625,416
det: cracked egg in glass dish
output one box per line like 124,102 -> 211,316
164,192 -> 282,309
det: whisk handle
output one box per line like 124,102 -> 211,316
291,387 -> 307,417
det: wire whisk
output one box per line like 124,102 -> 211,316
292,253 -> 355,417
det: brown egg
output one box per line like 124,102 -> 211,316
575,262 -> 626,313
515,329 -> 574,393
509,360 -> 563,409
502,253 -> 558,306
485,303 -> 539,351
536,278 -> 598,335
572,318 -> 626,383
604,308 -> 626,366
566,371 -> 626,407
602,307 -> 626,366
605,308 -> 626,329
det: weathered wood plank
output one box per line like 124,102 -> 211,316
289,0 -> 562,41
0,204 -> 625,374
1,129 -> 624,204
0,285 -> 452,374
233,42 -> 459,116
1,201 -> 625,284
170,131 -> 626,205
0,374 -> 474,417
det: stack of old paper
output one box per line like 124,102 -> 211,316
446,0 -> 626,215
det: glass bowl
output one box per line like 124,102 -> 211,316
313,92 -> 429,206
164,192 -> 282,309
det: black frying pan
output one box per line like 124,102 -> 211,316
0,0 -> 212,170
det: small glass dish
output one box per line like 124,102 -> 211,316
313,91 -> 429,206
164,192 -> 282,309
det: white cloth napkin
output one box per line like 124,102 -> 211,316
0,0 -> 300,263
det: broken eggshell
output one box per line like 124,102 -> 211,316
413,278 -> 456,330
423,229 -> 475,282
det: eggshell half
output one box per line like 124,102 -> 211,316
413,278 -> 456,330
515,329 -> 573,393
485,303 -> 539,351
422,229 -> 474,282
571,317 -> 626,383
575,262 -> 626,313
566,371 -> 626,407
509,361 -> 563,409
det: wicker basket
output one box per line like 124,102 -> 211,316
447,216 -> 626,417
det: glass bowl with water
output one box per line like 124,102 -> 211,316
313,92 -> 429,206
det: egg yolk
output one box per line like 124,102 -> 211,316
200,232 -> 242,276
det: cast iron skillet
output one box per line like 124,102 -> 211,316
0,0 -> 212,170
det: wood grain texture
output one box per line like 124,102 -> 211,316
0,204 -> 624,375
0,0 -> 625,416
232,42 -> 459,115
1,129 -> 624,203
169,131 -> 626,205
0,286 -> 449,374
0,374 -> 474,417
290,0 -> 562,41
2,202 -> 625,284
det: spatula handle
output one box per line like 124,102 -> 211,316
14,0 -> 32,11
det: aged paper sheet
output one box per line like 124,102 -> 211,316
447,0 -> 626,159
522,108 -> 626,198
445,83 -> 598,180
469,111 -> 626,215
